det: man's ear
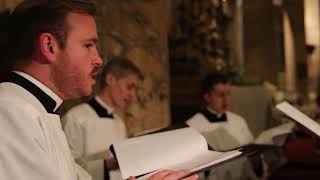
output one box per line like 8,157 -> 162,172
38,33 -> 59,63
203,93 -> 210,104
105,74 -> 116,86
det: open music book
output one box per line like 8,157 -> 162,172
276,101 -> 320,137
253,122 -> 294,146
110,128 -> 246,180
199,121 -> 294,153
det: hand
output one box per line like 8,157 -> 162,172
105,157 -> 119,170
129,170 -> 198,180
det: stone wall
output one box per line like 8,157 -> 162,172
95,0 -> 171,136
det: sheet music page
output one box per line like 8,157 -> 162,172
202,128 -> 240,151
113,128 -> 208,179
137,150 -> 242,180
276,101 -> 320,137
254,122 -> 294,145
184,150 -> 242,172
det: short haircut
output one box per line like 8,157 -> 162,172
201,72 -> 229,95
100,58 -> 144,88
9,0 -> 96,61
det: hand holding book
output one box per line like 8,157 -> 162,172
128,170 -> 198,180
110,128 -> 245,180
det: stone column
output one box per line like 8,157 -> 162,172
283,0 -> 307,97
283,12 -> 296,93
228,0 -> 245,66
242,0 -> 284,84
304,0 -> 320,103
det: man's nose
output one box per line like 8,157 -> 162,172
129,90 -> 137,100
93,50 -> 103,66
222,96 -> 229,104
95,55 -> 103,66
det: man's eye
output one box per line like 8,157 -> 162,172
127,85 -> 136,91
85,43 -> 93,48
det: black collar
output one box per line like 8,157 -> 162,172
6,72 -> 58,114
201,108 -> 227,123
87,98 -> 114,119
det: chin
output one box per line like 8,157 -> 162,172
118,104 -> 126,109
118,102 -> 129,109
91,79 -> 96,85
217,109 -> 226,114
62,87 -> 92,100
81,87 -> 93,97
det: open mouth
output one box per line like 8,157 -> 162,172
124,99 -> 131,106
91,73 -> 97,79
91,68 -> 99,80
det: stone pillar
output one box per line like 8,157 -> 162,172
304,0 -> 320,102
97,0 -> 171,136
283,12 -> 296,93
242,0 -> 284,84
228,0 -> 245,66
283,0 -> 307,97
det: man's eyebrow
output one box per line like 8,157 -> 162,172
84,38 -> 98,44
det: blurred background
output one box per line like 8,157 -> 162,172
2,1 -> 320,178
1,0 -> 319,135
0,0 -> 320,179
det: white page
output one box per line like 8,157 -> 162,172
173,150 -> 242,172
254,122 -> 294,145
138,150 -> 242,180
113,128 -> 208,179
276,101 -> 320,137
201,128 -> 240,151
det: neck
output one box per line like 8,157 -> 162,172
8,72 -> 62,113
97,87 -> 115,109
206,107 -> 225,115
14,62 -> 66,100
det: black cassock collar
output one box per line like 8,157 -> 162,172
6,72 -> 58,114
87,98 -> 114,119
200,108 -> 227,123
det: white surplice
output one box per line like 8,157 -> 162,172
186,111 -> 254,146
63,97 -> 127,180
186,110 -> 256,180
0,81 -> 91,180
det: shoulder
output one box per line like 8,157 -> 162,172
62,103 -> 96,124
0,83 -> 42,118
0,82 -> 47,114
226,111 -> 248,125
0,96 -> 41,122
186,112 -> 209,129
0,88 -> 46,141
113,112 -> 124,121
226,111 -> 244,119
67,103 -> 93,114
186,112 -> 205,123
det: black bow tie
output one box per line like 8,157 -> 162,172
87,98 -> 114,119
201,109 -> 227,123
